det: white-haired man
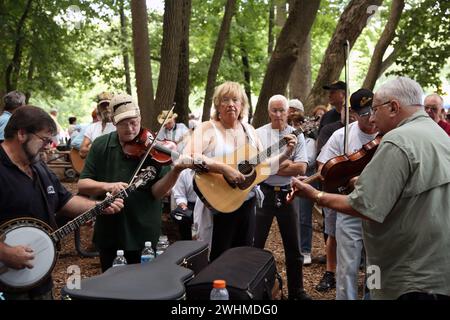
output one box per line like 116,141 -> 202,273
424,93 -> 450,136
255,94 -> 311,300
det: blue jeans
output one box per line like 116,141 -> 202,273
297,168 -> 318,253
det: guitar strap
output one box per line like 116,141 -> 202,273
33,165 -> 59,230
240,122 -> 259,151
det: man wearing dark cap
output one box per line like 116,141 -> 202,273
319,81 -> 346,133
314,88 -> 378,298
78,93 -> 196,272
313,81 -> 347,277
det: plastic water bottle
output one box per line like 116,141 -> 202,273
210,280 -> 229,300
141,241 -> 155,263
191,223 -> 199,240
156,235 -> 169,256
112,250 -> 127,267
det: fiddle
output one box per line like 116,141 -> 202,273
286,135 -> 382,202
124,127 -> 209,174
123,128 -> 178,165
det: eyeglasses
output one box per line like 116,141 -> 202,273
221,97 -> 241,104
369,100 -> 392,115
31,132 -> 53,145
424,105 -> 439,112
358,110 -> 371,117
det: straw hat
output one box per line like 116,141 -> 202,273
157,110 -> 178,125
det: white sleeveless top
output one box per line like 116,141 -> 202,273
193,120 -> 260,249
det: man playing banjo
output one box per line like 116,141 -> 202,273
0,106 -> 124,300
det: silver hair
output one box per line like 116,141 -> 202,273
3,90 -> 26,111
425,93 -> 444,108
375,77 -> 423,107
268,94 -> 288,111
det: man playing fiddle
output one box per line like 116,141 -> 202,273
78,94 -> 196,272
292,77 -> 450,300
314,89 -> 378,299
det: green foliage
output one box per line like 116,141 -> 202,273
2,0 -> 449,121
311,2 -> 344,81
390,0 -> 450,91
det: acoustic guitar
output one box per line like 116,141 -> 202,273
194,121 -> 318,213
0,167 -> 156,291
69,148 -> 85,174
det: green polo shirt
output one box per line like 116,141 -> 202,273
80,132 -> 170,251
348,111 -> 450,299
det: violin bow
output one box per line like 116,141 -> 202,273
343,40 -> 350,154
128,103 -> 176,185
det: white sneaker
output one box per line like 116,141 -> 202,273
302,253 -> 312,265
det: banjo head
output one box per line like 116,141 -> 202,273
0,218 -> 57,291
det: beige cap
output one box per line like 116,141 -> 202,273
110,93 -> 140,124
288,99 -> 304,112
97,91 -> 113,105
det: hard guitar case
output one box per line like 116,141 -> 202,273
61,240 -> 208,300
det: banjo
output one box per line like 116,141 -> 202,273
0,166 -> 156,291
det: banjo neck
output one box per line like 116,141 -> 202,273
51,167 -> 156,243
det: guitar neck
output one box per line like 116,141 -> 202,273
251,127 -> 305,165
50,179 -> 145,242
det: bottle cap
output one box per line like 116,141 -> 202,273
159,235 -> 168,242
213,280 -> 226,289
145,241 -> 152,247
117,250 -> 124,256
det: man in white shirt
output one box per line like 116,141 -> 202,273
316,88 -> 378,299
171,169 -> 198,240
255,95 -> 310,300
79,92 -> 116,158
157,110 -> 189,152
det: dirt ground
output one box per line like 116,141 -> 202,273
52,179 -> 364,300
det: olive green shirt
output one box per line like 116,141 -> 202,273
348,111 -> 450,300
80,132 -> 170,251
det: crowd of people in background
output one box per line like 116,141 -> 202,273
1,77 -> 450,301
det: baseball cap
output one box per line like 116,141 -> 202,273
350,88 -> 373,116
110,94 -> 140,124
323,81 -> 346,91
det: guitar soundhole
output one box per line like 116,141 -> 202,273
238,161 -> 252,174
237,161 -> 256,189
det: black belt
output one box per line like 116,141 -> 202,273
260,183 -> 291,192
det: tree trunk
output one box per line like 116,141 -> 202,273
240,38 -> 252,123
201,0 -> 237,122
304,0 -> 384,111
268,0 -> 275,55
363,0 -> 404,90
5,0 -> 33,92
174,0 -> 192,126
252,0 -> 321,128
379,47 -> 399,76
131,0 -> 154,129
25,57 -> 34,103
119,0 -> 132,95
154,0 -> 183,129
289,32 -> 311,102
